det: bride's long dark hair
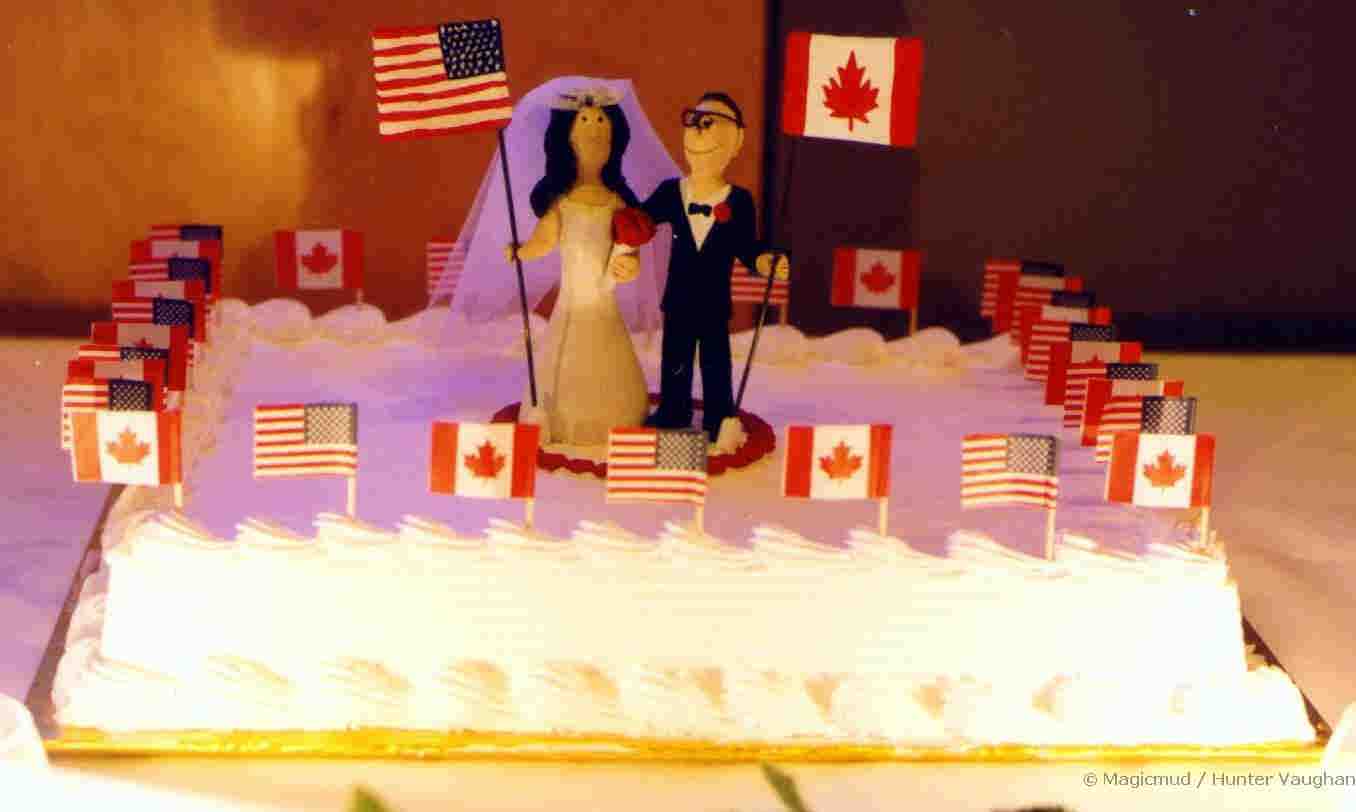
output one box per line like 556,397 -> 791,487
529,103 -> 640,217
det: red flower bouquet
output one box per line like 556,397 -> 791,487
611,208 -> 657,247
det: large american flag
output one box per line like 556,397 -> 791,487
605,428 -> 708,505
1024,323 -> 1115,381
731,261 -> 789,307
253,403 -> 358,478
961,433 -> 1059,510
426,237 -> 467,302
372,19 -> 513,140
61,378 -> 153,450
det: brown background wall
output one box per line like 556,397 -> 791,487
1,1 -> 1340,346
0,1 -> 765,326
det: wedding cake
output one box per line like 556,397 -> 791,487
49,299 -> 1317,753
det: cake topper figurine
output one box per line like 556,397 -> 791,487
616,91 -> 788,446
504,86 -> 654,446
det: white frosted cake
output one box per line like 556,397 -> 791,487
51,299 -> 1316,751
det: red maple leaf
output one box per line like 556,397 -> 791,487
107,427 -> 151,465
860,262 -> 895,293
300,242 -> 339,276
464,440 -> 506,480
822,51 -> 880,131
1142,450 -> 1187,489
819,441 -> 862,480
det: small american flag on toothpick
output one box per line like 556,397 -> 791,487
427,237 -> 466,303
606,428 -> 709,529
961,432 -> 1059,558
253,402 -> 360,514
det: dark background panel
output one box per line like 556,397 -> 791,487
761,0 -> 1342,348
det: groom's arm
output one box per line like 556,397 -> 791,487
640,179 -> 675,226
732,188 -> 764,274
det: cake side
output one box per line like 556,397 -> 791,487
49,300 -> 1317,750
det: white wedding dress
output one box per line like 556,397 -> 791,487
529,198 -> 649,446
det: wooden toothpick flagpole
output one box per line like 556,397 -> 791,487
735,138 -> 799,412
694,503 -> 705,535
1044,504 -> 1057,560
877,496 -> 889,537
1198,505 -> 1211,545
173,483 -> 184,510
524,497 -> 535,530
498,129 -> 539,408
347,476 -> 357,517
908,307 -> 918,336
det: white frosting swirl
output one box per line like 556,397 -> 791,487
415,660 -> 515,731
620,665 -> 726,738
249,298 -> 314,343
514,662 -> 622,734
313,303 -> 388,344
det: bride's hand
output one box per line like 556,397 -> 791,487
608,253 -> 640,283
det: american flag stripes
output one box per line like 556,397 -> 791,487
605,428 -> 708,505
731,261 -> 790,306
148,224 -> 223,242
110,296 -> 200,342
1023,322 -> 1116,381
1091,378 -> 1186,460
88,323 -> 190,389
427,237 -> 467,302
1044,339 -> 1143,417
253,403 -> 359,478
961,433 -> 1059,510
372,19 -> 513,140
981,259 -> 1070,334
127,256 -> 213,295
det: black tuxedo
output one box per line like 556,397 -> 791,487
640,178 -> 762,435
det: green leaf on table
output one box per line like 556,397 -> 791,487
761,763 -> 814,812
348,787 -> 396,812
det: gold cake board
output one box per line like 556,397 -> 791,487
29,486 -> 1331,764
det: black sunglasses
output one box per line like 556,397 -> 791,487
681,108 -> 744,131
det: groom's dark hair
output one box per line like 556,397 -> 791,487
696,91 -> 744,128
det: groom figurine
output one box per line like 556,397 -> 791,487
613,92 -> 787,442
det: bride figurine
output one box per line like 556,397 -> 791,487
505,88 -> 653,446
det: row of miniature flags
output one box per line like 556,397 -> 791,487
424,238 -> 918,318
976,256 -> 1218,545
62,224 -> 231,499
242,404 -> 1210,540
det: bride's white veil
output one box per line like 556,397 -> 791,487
434,76 -> 680,337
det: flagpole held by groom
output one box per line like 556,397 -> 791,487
611,92 -> 788,445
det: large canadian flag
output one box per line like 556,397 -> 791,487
1105,433 -> 1214,509
782,32 -> 924,148
275,229 -> 364,291
70,410 -> 182,486
782,424 -> 892,500
430,421 -> 539,499
831,247 -> 920,310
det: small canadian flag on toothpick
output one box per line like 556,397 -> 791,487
275,230 -> 364,293
430,421 -> 540,526
71,410 -> 182,500
782,424 -> 893,535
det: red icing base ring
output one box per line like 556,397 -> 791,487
490,395 -> 776,479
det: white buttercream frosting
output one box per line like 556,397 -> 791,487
48,299 -> 1317,749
